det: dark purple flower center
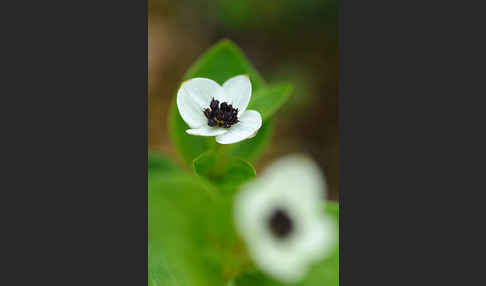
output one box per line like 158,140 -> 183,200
268,208 -> 293,239
203,98 -> 239,128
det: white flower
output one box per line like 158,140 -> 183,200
176,75 -> 262,144
234,155 -> 336,283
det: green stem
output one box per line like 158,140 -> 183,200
209,138 -> 227,177
213,139 -> 226,156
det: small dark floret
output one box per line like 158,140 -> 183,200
224,111 -> 233,120
216,111 -> 224,121
204,98 -> 240,128
210,99 -> 219,110
268,208 -> 293,239
208,118 -> 217,127
203,108 -> 212,119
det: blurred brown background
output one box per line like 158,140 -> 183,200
149,0 -> 339,200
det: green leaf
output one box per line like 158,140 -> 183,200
324,201 -> 339,218
149,173 -> 226,286
149,239 -> 187,286
184,39 -> 266,90
300,247 -> 339,286
193,151 -> 256,193
169,39 -> 288,165
248,83 -> 293,122
233,272 -> 278,286
148,151 -> 180,176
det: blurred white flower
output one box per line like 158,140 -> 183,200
177,75 -> 262,144
234,155 -> 336,283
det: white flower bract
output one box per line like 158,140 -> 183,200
176,75 -> 262,144
234,155 -> 337,283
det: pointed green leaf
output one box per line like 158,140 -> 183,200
184,39 -> 266,89
248,83 -> 293,122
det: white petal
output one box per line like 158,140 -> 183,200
250,238 -> 308,283
176,78 -> 224,128
222,75 -> 252,113
234,180 -> 274,240
215,110 -> 262,144
186,126 -> 228,136
247,130 -> 258,139
298,216 -> 337,262
262,154 -> 327,203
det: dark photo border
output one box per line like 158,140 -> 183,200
3,0 -> 149,284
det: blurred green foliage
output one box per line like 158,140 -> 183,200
214,0 -> 338,30
149,172 -> 226,286
148,151 -> 181,176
